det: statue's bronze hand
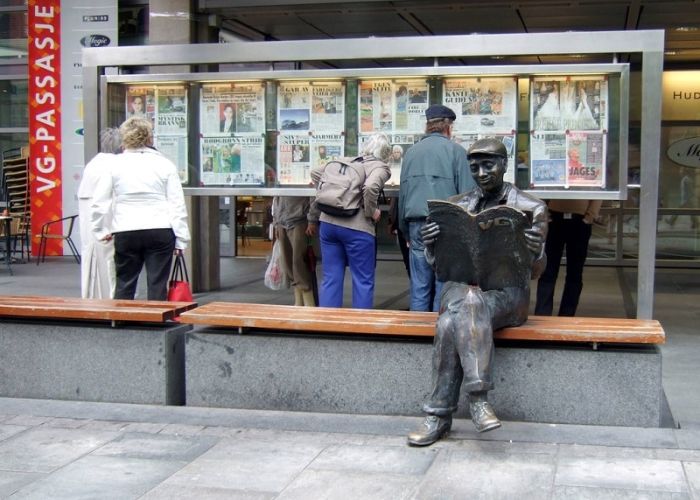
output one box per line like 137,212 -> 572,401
524,228 -> 544,255
421,220 -> 440,248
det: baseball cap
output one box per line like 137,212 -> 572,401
425,104 -> 456,121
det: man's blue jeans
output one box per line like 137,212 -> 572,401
408,220 -> 442,312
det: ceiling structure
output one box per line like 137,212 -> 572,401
198,0 -> 700,68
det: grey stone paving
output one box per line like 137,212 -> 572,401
1,260 -> 700,498
0,398 -> 699,499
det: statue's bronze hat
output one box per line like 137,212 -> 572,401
467,137 -> 508,159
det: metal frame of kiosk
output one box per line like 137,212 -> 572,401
83,30 -> 664,319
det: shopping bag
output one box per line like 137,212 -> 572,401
264,240 -> 286,291
168,253 -> 194,303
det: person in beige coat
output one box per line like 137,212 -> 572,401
273,196 -> 316,307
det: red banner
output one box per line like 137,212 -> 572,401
28,1 -> 62,256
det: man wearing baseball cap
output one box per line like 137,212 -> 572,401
407,137 -> 548,446
398,104 -> 475,312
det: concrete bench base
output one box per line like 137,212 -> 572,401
185,328 -> 673,428
0,319 -> 190,405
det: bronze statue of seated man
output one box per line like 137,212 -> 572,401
408,137 -> 548,446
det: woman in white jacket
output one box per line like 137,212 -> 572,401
77,127 -> 120,299
91,117 -> 190,300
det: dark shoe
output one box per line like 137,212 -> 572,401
407,415 -> 452,446
469,400 -> 501,433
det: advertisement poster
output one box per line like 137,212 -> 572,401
125,86 -> 156,123
200,82 -> 265,136
278,133 -> 311,185
199,82 -> 265,185
530,75 -> 609,188
311,82 -> 345,132
156,86 -> 187,135
310,133 -> 344,171
530,133 -> 567,186
359,79 -> 429,134
531,76 -> 608,133
155,136 -> 188,183
443,77 -> 518,133
125,85 -> 189,183
200,136 -> 265,186
277,81 -> 346,135
278,82 -> 312,134
566,132 -> 606,187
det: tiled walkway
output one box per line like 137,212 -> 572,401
1,258 -> 700,498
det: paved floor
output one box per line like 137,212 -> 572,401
1,256 -> 700,498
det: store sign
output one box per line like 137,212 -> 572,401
667,137 -> 700,168
62,1 -> 117,253
28,1 -> 62,256
663,72 -> 700,121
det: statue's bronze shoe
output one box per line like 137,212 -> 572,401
407,415 -> 452,446
469,400 -> 501,432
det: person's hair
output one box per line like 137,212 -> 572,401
120,117 -> 153,150
99,127 -> 121,154
361,132 -> 391,162
425,118 -> 452,135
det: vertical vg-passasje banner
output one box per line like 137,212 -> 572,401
28,0 -> 62,256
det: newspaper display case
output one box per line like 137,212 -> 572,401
83,31 -> 664,318
101,64 -> 629,200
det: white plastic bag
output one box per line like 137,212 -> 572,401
264,240 -> 287,290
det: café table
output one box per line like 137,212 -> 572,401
0,215 -> 13,275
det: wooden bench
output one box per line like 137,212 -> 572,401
179,302 -> 665,345
0,295 -> 197,323
0,295 -> 198,405
181,301 -> 670,427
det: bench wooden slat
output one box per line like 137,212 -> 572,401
179,302 -> 665,344
0,296 -> 197,322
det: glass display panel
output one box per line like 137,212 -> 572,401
124,84 -> 189,183
357,79 -> 428,185
529,75 -> 609,188
199,82 -> 266,186
277,80 -> 345,185
442,77 -> 518,183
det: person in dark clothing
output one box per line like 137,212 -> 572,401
398,104 -> 475,312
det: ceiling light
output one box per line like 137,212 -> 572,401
674,27 -> 698,32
